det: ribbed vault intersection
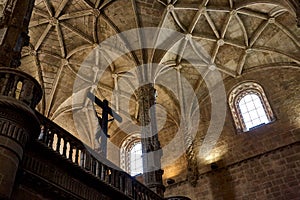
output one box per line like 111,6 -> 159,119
20,0 -> 299,169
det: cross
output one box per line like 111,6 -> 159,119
87,91 -> 122,138
87,91 -> 122,157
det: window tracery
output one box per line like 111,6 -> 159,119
228,82 -> 275,132
120,135 -> 143,176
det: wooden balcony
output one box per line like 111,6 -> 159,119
0,67 -> 42,108
19,111 -> 163,200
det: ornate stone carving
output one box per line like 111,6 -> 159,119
137,83 -> 165,197
181,123 -> 199,187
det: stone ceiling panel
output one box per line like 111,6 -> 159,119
19,0 -> 299,154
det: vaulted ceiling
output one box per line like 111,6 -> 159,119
20,0 -> 299,150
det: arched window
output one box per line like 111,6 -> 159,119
130,142 -> 143,176
120,135 -> 143,176
229,82 -> 275,132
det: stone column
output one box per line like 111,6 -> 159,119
0,0 -> 41,199
175,66 -> 199,187
137,83 -> 165,197
0,0 -> 35,68
184,127 -> 199,187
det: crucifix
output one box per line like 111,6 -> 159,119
87,91 -> 122,157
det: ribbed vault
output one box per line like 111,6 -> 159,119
20,0 -> 299,164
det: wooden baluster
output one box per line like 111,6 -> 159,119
20,80 -> 34,106
31,86 -> 40,107
84,151 -> 91,171
62,140 -> 67,157
106,167 -> 111,183
10,76 -> 19,98
137,185 -> 141,200
145,191 -> 148,200
100,164 -> 105,181
107,168 -> 111,184
2,73 -> 10,95
133,181 -> 137,198
142,188 -> 146,200
80,150 -> 85,167
47,130 -> 53,148
56,135 -> 61,153
75,148 -> 79,165
110,168 -> 114,186
68,144 -> 73,161
115,170 -> 119,189
0,75 -> 5,94
124,175 -> 128,195
95,161 -> 99,177
127,178 -> 133,197
119,172 -> 124,192
110,168 -> 116,186
138,186 -> 142,200
139,187 -> 142,200
91,157 -> 96,175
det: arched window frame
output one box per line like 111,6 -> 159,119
120,134 -> 143,176
229,82 -> 275,133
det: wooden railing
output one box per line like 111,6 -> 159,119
35,112 -> 163,200
0,68 -> 42,108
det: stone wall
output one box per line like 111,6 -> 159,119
165,141 -> 300,199
164,68 -> 300,199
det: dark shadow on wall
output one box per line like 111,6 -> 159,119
208,160 -> 235,200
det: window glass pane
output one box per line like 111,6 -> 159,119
239,94 -> 270,131
246,102 -> 255,111
256,107 -> 265,116
130,142 -> 143,176
253,98 -> 261,105
261,115 -> 269,123
249,110 -> 258,119
252,119 -> 261,127
251,94 -> 259,100
242,113 -> 251,122
243,95 -> 252,103
240,104 -> 248,113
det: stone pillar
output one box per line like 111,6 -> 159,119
180,123 -> 198,187
0,0 -> 35,68
137,83 -> 165,197
175,66 -> 199,187
185,131 -> 199,187
0,0 -> 41,198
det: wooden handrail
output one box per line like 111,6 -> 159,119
35,111 -> 163,200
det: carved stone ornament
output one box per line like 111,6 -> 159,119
137,83 -> 165,197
